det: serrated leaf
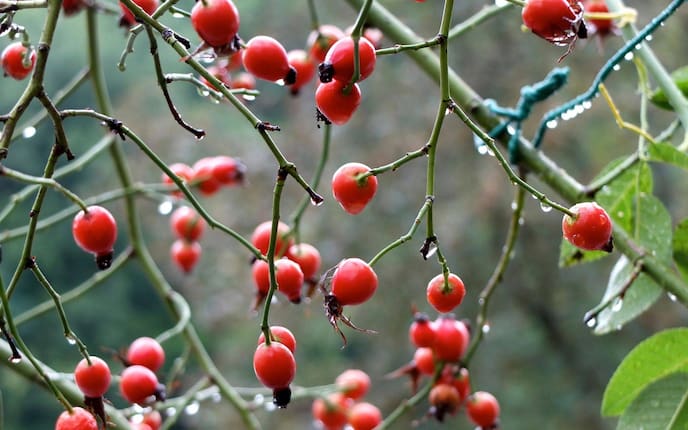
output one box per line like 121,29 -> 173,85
558,159 -> 652,267
647,142 -> 688,172
617,373 -> 688,430
673,219 -> 688,283
649,65 -> 688,111
593,194 -> 671,334
602,328 -> 688,417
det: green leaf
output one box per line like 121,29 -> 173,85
602,328 -> 688,417
558,159 -> 652,267
647,142 -> 688,172
593,194 -> 672,334
617,373 -> 688,430
673,219 -> 688,283
649,65 -> 688,111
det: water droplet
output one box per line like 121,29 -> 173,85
494,0 -> 508,5
444,108 -> 452,117
574,104 -> 585,114
644,35 -> 653,42
310,196 -> 324,207
511,201 -> 518,210
65,334 -> 77,345
129,414 -> 143,424
668,293 -> 677,302
265,402 -> 277,412
184,402 -> 200,416
478,297 -> 485,305
611,297 -> 623,312
198,89 -> 210,97
172,12 -> 184,18
481,323 -> 491,334
424,243 -> 438,258
506,125 -> 516,135
275,79 -> 285,87
10,356 -> 22,364
624,52 -> 634,61
22,126 -> 36,138
586,317 -> 597,328
211,391 -> 222,403
165,407 -> 177,417
615,324 -> 622,331
158,200 -> 173,215
253,394 -> 265,405
242,94 -> 256,101
617,211 -> 624,218
518,217 -> 525,226
477,144 -> 489,155
582,101 -> 592,109
540,202 -> 552,213
546,120 -> 558,129
634,44 -> 642,50
613,64 -> 621,71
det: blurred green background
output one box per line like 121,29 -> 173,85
1,0 -> 687,428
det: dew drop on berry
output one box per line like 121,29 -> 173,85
22,126 -> 36,138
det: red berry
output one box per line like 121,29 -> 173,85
319,37 -> 376,83
162,162 -> 194,197
72,206 -> 118,268
287,49 -> 315,95
562,202 -> 613,251
120,365 -> 159,405
432,317 -> 469,362
437,365 -> 471,402
210,155 -> 246,185
286,243 -> 321,280
409,314 -> 437,348
316,80 -> 361,125
348,402 -> 382,430
130,423 -> 153,430
253,342 -> 296,389
127,337 -> 165,373
119,0 -> 159,27
62,0 -> 85,15
312,392 -> 352,430
225,51 -> 243,71
426,273 -> 466,313
335,369 -> 371,400
584,0 -> 614,36
257,326 -> 297,354
275,258 -> 305,303
466,391 -> 500,428
170,206 -> 206,242
414,347 -> 436,375
242,36 -> 295,84
252,259 -> 271,296
307,25 -> 346,63
141,410 -> 162,430
522,0 -> 585,46
1,42 -> 36,80
190,0 -> 240,48
330,258 -> 378,306
192,157 -> 223,196
74,356 -> 111,398
331,162 -> 377,215
429,383 -> 461,421
170,239 -> 201,274
55,407 -> 98,430
250,220 -> 293,257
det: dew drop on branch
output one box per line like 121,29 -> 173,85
242,94 -> 256,101
624,52 -> 634,61
668,293 -> 677,302
65,334 -> 77,345
184,402 -> 200,416
165,407 -> 177,417
10,356 -> 22,364
586,317 -> 597,328
22,127 -> 36,139
611,297 -> 623,312
546,120 -> 558,129
481,323 -> 491,334
539,202 -> 552,213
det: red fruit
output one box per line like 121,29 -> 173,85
170,239 -> 201,273
348,402 -> 382,430
225,51 -> 243,71
466,391 -> 500,428
335,369 -> 371,400
315,80 -> 361,125
275,258 -> 305,303
330,258 -> 378,306
190,0 -> 240,47
2,42 -> 36,81
55,407 -> 98,430
414,347 -> 436,375
287,243 -> 321,280
62,0 -> 85,15
130,424 -> 153,430
319,37 -> 376,83
584,0 -> 614,36
141,410 -> 162,430
251,220 -> 293,257
332,162 -> 377,215
192,157 -> 222,196
74,356 -> 111,398
287,49 -> 315,94
522,0 -> 586,47
119,0 -> 159,27
170,206 -> 206,242
312,392 -> 352,430
252,259 -> 271,296
432,317 -> 470,362
426,273 -> 466,314
162,162 -> 194,197
257,326 -> 297,353
253,342 -> 296,389
307,25 -> 346,63
409,313 -> 437,348
231,72 -> 256,91
72,206 -> 117,269
562,202 -> 613,251
211,155 -> 246,185
437,366 -> 471,402
127,337 -> 165,372
120,365 -> 159,405
429,383 -> 461,422
242,36 -> 295,84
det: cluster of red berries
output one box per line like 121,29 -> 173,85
311,369 -> 382,430
162,155 -> 246,197
55,337 -> 165,429
169,205 -> 206,273
1,42 -> 36,80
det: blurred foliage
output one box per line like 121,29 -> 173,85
1,0 -> 688,429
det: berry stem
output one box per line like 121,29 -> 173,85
447,2 -> 513,40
